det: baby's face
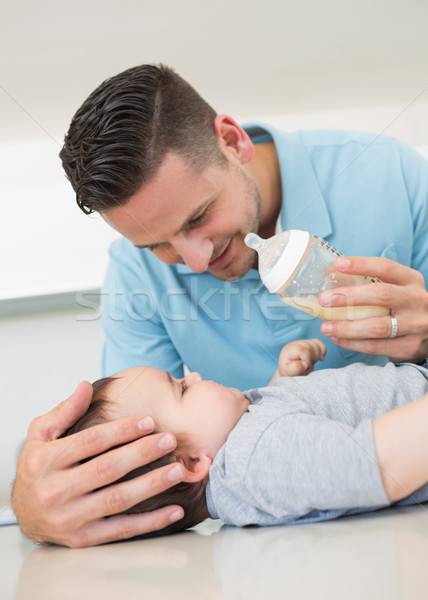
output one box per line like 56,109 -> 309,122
105,368 -> 250,458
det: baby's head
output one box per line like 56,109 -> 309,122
65,367 -> 249,534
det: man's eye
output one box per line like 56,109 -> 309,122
181,381 -> 188,394
187,207 -> 210,228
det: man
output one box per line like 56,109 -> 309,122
12,64 -> 428,547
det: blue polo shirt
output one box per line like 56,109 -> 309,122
100,125 -> 428,389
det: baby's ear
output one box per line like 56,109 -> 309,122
179,453 -> 212,483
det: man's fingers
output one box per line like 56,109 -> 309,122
53,415 -> 157,466
321,313 -> 425,341
51,461 -> 186,546
81,460 -> 185,521
28,381 -> 94,442
322,314 -> 398,340
320,281 -> 396,312
330,333 -> 423,362
68,431 -> 178,495
64,506 -> 185,548
335,256 -> 422,286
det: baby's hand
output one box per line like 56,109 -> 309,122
278,339 -> 327,377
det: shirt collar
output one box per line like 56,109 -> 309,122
244,122 -> 333,240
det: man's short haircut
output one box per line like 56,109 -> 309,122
60,64 -> 227,215
63,376 -> 207,536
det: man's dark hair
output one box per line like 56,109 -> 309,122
63,376 -> 208,536
60,64 -> 226,214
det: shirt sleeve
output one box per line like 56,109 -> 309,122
100,239 -> 183,377
244,413 -> 389,521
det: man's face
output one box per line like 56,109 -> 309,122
102,152 -> 261,281
105,367 -> 249,459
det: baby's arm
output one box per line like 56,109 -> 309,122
269,339 -> 327,385
373,392 -> 428,502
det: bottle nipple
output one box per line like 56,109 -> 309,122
244,233 -> 264,253
245,229 -> 310,293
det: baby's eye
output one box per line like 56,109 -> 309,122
181,381 -> 188,394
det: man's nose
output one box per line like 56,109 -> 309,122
171,232 -> 214,273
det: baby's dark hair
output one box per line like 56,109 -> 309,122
63,376 -> 208,536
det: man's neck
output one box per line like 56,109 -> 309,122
247,140 -> 282,239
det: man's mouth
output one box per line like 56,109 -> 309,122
208,239 -> 234,270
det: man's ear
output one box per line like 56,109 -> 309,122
214,114 -> 254,164
179,453 -> 212,483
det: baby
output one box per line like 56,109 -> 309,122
65,340 -> 428,535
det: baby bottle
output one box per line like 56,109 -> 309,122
245,230 -> 390,321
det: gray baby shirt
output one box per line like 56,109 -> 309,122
206,362 -> 428,526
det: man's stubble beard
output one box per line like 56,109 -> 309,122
210,170 -> 261,282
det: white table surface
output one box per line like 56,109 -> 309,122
3,506 -> 428,599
